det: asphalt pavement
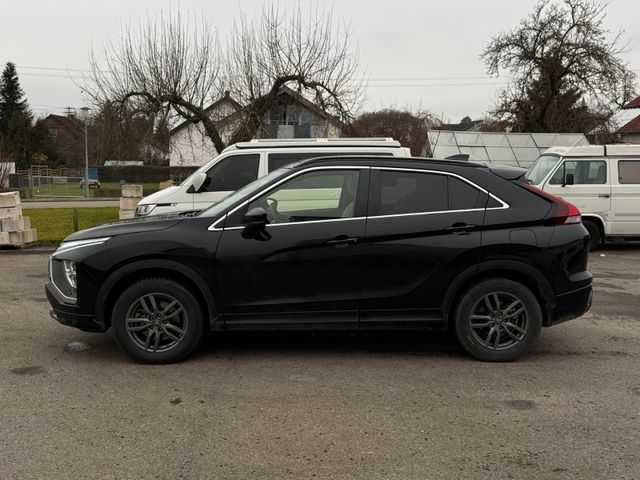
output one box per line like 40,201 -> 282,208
0,246 -> 639,479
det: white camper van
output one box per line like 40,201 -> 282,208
136,138 -> 411,217
525,144 -> 640,249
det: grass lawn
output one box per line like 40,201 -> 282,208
23,207 -> 120,244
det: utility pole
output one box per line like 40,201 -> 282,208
79,107 -> 91,199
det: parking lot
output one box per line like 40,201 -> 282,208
1,246 -> 639,479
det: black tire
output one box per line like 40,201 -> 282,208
112,277 -> 204,363
583,220 -> 602,251
454,278 -> 542,362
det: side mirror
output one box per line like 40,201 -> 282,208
242,207 -> 270,239
186,172 -> 208,194
563,173 -> 574,186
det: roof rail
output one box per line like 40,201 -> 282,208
295,155 -> 485,169
231,137 -> 402,149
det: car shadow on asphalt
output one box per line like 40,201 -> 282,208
195,330 -> 465,359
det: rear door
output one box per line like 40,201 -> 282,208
610,158 -> 640,235
542,159 -> 611,216
360,168 -> 487,326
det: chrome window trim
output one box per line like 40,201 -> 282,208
207,166 -> 369,231
207,165 -> 509,231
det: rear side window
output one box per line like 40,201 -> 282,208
618,160 -> 640,184
203,154 -> 260,192
372,170 -> 486,216
549,160 -> 606,185
267,151 -> 393,171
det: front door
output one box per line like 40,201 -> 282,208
542,159 -> 612,216
215,167 -> 369,326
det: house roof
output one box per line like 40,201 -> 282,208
432,119 -> 484,132
169,86 -> 342,137
618,115 -> 640,134
41,114 -> 85,139
169,91 -> 242,135
611,95 -> 640,134
624,95 -> 640,109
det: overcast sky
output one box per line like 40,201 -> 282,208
1,0 -> 638,123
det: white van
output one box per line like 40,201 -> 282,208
136,138 -> 411,217
525,144 -> 640,249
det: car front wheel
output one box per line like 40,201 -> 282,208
112,278 -> 204,363
454,279 -> 542,362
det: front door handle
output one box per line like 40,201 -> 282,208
597,194 -> 610,198
443,223 -> 476,235
326,235 -> 358,247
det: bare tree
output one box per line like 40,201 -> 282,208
225,3 -> 365,144
350,109 -> 437,156
87,3 -> 364,153
482,0 -> 637,133
88,11 -> 226,152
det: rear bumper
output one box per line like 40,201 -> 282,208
45,283 -> 106,333
547,284 -> 592,326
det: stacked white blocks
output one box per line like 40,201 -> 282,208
0,192 -> 37,247
119,184 -> 143,219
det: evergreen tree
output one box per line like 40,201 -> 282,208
0,62 -> 30,131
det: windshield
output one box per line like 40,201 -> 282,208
197,168 -> 290,218
525,155 -> 560,185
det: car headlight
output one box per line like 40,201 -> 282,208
135,204 -> 157,216
49,237 -> 110,304
62,260 -> 77,288
56,237 -> 110,254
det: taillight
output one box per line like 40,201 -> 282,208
520,183 -> 582,225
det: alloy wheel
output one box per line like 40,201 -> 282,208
468,291 -> 529,350
125,293 -> 188,353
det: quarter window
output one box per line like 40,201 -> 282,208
372,170 -> 487,216
240,169 -> 361,224
618,160 -> 640,184
549,160 -> 606,185
202,154 -> 260,192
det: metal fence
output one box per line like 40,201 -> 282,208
28,176 -> 84,198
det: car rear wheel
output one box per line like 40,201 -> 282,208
583,220 -> 602,251
454,279 -> 542,362
112,278 -> 203,363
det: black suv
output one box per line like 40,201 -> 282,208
46,156 -> 592,363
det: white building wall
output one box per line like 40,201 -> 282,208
170,124 -> 218,167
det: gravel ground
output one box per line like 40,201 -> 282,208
0,246 -> 639,479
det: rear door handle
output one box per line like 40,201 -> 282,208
443,223 -> 476,235
326,235 -> 358,247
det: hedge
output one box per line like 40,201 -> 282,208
96,166 -> 198,183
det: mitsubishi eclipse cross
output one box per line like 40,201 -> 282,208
46,156 -> 593,363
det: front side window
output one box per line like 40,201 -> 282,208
618,160 -> 640,184
202,154 -> 260,192
549,160 -> 606,185
237,169 -> 361,224
372,170 -> 486,216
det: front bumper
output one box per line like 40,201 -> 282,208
45,282 -> 107,333
547,284 -> 593,326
